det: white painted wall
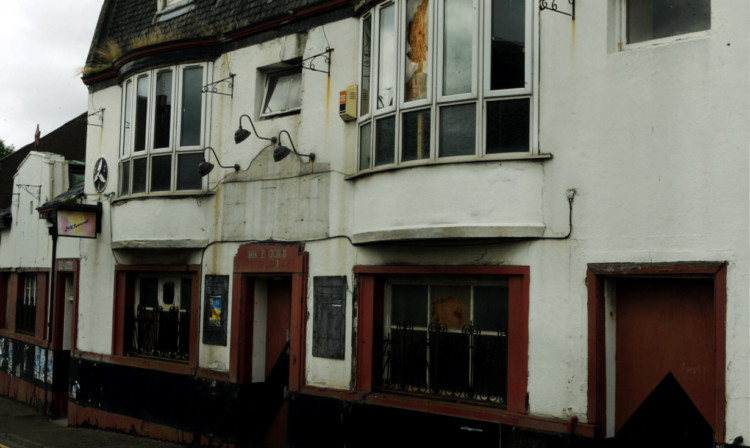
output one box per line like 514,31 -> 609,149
77,2 -> 750,442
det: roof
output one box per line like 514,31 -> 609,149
83,0 -> 354,84
0,113 -> 87,210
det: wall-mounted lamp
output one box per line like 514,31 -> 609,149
274,130 -> 315,163
234,114 -> 277,145
198,146 -> 239,177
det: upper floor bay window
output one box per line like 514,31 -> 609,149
358,0 -> 532,172
119,63 -> 207,196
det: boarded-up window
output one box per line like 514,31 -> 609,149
312,276 -> 347,359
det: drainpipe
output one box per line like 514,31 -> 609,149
43,221 -> 57,418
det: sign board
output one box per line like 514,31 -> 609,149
312,276 -> 346,360
56,209 -> 97,238
202,275 -> 228,346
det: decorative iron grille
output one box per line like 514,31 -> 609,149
375,321 -> 507,405
15,302 -> 36,334
127,305 -> 189,361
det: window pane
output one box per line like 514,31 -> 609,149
150,155 -> 172,192
443,0 -> 474,96
120,160 -> 130,195
139,277 -> 159,308
473,286 -> 508,333
402,109 -> 431,161
375,115 -> 396,166
180,278 -> 192,311
153,70 -> 172,149
486,98 -> 529,154
430,285 -> 470,329
404,0 -> 430,102
626,0 -> 710,44
361,15 -> 372,115
180,67 -> 202,147
359,122 -> 372,170
439,104 -> 475,157
132,157 -> 148,193
122,80 -> 132,156
262,70 -> 301,115
134,75 -> 149,152
391,285 -> 428,327
176,153 -> 203,190
490,0 -> 525,90
377,4 -> 396,109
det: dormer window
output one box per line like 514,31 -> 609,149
155,0 -> 194,20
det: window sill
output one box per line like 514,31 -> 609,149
0,329 -> 47,347
112,190 -> 214,206
299,385 -> 597,438
619,30 -> 710,52
346,153 -> 552,181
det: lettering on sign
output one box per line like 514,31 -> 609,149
247,248 -> 288,260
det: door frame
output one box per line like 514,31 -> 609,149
230,243 -> 309,389
586,262 -> 726,443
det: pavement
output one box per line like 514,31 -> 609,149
0,397 -> 185,448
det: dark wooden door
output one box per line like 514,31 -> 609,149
615,278 -> 714,446
263,278 -> 292,448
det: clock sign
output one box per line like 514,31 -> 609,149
93,157 -> 108,192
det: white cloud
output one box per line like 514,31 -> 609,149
0,0 -> 103,149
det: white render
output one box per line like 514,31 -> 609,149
78,1 -> 750,443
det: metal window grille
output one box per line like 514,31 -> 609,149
15,274 -> 37,334
126,305 -> 190,361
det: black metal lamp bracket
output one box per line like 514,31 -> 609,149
539,0 -> 575,20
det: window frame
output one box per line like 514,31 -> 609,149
619,0 -> 711,50
0,271 -> 49,343
356,0 -> 536,173
354,265 -> 529,414
119,63 -> 210,196
113,265 -> 200,370
259,67 -> 303,119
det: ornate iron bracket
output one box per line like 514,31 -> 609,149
202,73 -> 235,97
87,108 -> 105,128
300,48 -> 333,76
539,0 -> 575,20
17,184 -> 41,201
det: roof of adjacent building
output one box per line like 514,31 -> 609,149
83,0 -> 355,85
0,113 -> 87,210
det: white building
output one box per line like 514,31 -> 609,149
69,0 -> 748,446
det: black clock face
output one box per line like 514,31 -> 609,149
93,157 -> 108,192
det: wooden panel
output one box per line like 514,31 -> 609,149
615,278 -> 714,432
312,276 -> 346,359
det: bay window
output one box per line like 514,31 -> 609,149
119,63 -> 207,195
358,0 -> 532,172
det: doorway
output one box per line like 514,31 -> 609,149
613,277 -> 714,446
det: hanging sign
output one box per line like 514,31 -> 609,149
57,209 -> 98,238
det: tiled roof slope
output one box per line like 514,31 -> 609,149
86,0 -> 352,70
0,113 -> 87,210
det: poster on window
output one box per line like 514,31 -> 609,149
203,275 -> 228,346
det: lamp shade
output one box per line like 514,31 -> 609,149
273,145 -> 292,162
198,161 -> 215,176
234,128 -> 251,144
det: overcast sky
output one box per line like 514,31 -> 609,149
0,0 -> 103,149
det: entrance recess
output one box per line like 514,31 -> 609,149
587,263 -> 726,445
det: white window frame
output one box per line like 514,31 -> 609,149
119,62 -> 210,196
259,67 -> 303,119
619,0 -> 711,50
356,0 -> 536,173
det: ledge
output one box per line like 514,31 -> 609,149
111,239 -> 209,250
345,153 -> 553,181
351,224 -> 546,245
